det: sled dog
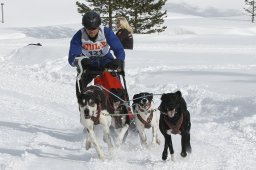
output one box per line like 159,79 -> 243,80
158,91 -> 191,161
107,88 -> 130,146
78,85 -> 113,160
132,92 -> 160,146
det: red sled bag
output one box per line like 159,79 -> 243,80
94,71 -> 123,90
94,71 -> 135,120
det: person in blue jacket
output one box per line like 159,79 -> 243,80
68,11 -> 125,97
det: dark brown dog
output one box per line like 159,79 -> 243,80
158,91 -> 191,161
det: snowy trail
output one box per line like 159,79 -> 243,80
1,54 -> 256,169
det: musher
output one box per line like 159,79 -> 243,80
68,11 -> 125,98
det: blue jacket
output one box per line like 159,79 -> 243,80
68,27 -> 125,67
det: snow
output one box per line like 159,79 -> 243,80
1,0 -> 256,169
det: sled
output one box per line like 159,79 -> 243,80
94,70 -> 123,95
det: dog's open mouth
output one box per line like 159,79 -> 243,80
139,102 -> 151,112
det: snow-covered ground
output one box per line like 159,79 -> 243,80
1,1 -> 256,170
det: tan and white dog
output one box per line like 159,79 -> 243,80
132,92 -> 160,146
78,86 -> 113,160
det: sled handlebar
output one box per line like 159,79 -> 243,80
80,69 -> 124,77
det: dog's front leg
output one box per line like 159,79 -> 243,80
180,132 -> 191,157
186,132 -> 192,153
138,128 -> 147,145
181,133 -> 187,157
84,128 -> 92,150
116,124 -> 129,146
162,136 -> 169,160
88,128 -> 105,160
162,135 -> 175,161
152,125 -> 160,145
102,126 -> 113,151
80,115 -> 93,150
155,114 -> 161,145
101,115 -> 113,150
166,134 -> 175,161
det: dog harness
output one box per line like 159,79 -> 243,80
163,112 -> 184,134
137,109 -> 154,129
136,103 -> 154,129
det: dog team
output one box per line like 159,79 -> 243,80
78,85 -> 191,161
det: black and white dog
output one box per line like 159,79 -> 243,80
107,88 -> 130,146
133,92 -> 160,146
158,91 -> 191,161
78,85 -> 113,160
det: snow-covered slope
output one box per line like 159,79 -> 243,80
1,1 -> 256,169
165,3 -> 242,17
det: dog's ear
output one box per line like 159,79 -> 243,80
97,91 -> 108,109
175,91 -> 183,102
77,94 -> 82,101
77,93 -> 85,104
176,90 -> 182,97
133,94 -> 138,100
133,94 -> 140,103
95,94 -> 102,104
117,89 -> 125,98
94,90 -> 103,103
160,93 -> 168,101
110,88 -> 117,95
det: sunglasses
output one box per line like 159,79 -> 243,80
86,27 -> 98,31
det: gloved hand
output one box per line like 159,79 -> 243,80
106,59 -> 123,70
81,58 -> 92,69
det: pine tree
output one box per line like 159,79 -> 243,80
125,0 -> 167,33
76,0 -> 167,33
